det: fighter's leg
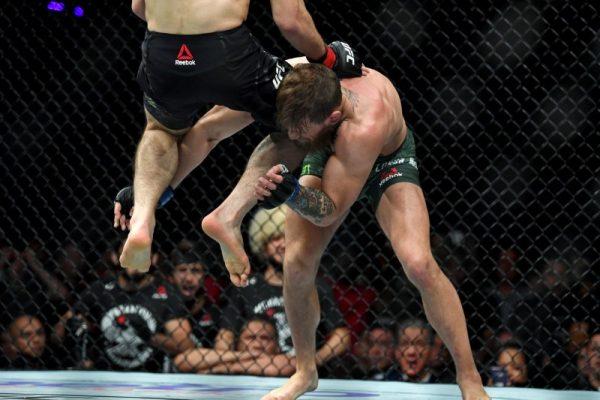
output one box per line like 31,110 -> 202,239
375,183 -> 489,400
113,106 -> 254,228
262,176 -> 346,400
120,111 -> 186,272
202,136 -> 307,287
170,106 -> 254,188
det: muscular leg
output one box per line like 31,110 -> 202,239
202,136 -> 307,287
120,106 -> 253,271
262,176 -> 346,400
120,112 -> 185,271
375,183 -> 489,400
171,106 -> 254,189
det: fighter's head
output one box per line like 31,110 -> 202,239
276,64 -> 342,151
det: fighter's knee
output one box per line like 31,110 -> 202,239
401,253 -> 440,289
284,253 -> 318,283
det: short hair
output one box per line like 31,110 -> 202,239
248,205 -> 287,257
164,249 -> 208,275
276,64 -> 342,134
396,318 -> 434,345
241,315 -> 278,341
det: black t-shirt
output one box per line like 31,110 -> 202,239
187,299 -> 219,348
219,274 -> 345,354
74,277 -> 187,371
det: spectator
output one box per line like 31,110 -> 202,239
216,206 -> 350,370
347,320 -> 395,380
0,314 -> 58,369
536,319 -> 588,389
572,332 -> 600,390
489,341 -> 529,387
53,241 -> 89,295
167,249 -> 219,348
385,319 -> 448,383
59,263 -> 194,371
0,243 -> 68,327
176,316 -> 295,376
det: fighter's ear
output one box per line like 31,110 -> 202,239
326,110 -> 342,125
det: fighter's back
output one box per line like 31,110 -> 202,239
145,0 -> 250,34
340,67 -> 407,156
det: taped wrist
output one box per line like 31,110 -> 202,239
114,185 -> 174,217
308,46 -> 337,69
158,186 -> 174,209
261,172 -> 300,210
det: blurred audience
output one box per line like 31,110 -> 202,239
58,256 -> 194,371
571,331 -> 599,390
217,206 -> 350,370
488,341 -> 529,387
176,315 -> 295,376
385,319 -> 449,383
347,320 -> 395,380
0,314 -> 58,369
167,249 -> 218,348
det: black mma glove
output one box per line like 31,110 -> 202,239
309,41 -> 362,79
114,185 -> 175,218
261,165 -> 301,209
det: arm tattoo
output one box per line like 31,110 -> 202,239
288,186 -> 335,225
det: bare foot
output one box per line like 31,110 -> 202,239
459,378 -> 490,400
119,220 -> 153,272
202,210 -> 250,287
261,370 -> 318,400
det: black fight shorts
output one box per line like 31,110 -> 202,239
136,25 -> 291,132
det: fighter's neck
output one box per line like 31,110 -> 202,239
340,87 -> 359,121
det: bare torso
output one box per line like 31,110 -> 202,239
338,67 -> 407,157
144,0 -> 250,34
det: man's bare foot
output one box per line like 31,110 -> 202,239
119,220 -> 153,272
202,210 -> 250,287
458,377 -> 490,400
261,370 -> 318,400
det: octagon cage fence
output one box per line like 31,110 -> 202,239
0,0 -> 598,393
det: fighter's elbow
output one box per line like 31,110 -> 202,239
313,214 -> 338,228
131,0 -> 146,20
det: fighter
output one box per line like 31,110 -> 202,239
115,0 -> 361,278
254,63 -> 490,400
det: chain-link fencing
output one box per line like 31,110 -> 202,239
0,0 -> 598,390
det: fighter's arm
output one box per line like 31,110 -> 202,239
131,0 -> 146,21
258,126 -> 384,227
270,0 -> 327,61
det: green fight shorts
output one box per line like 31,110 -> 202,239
300,127 -> 420,210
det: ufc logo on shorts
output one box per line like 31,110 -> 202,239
272,63 -> 287,89
341,42 -> 355,65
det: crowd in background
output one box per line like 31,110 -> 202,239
0,205 -> 597,391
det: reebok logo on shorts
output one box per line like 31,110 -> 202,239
175,44 -> 196,66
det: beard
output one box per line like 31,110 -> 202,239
299,123 -> 339,152
268,256 -> 284,273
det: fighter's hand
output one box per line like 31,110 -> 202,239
114,186 -> 134,231
113,185 -> 175,230
311,41 -> 362,79
255,164 -> 300,209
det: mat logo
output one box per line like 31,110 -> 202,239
175,44 -> 196,65
101,304 -> 157,368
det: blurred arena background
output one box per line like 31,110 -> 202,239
0,0 -> 598,392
